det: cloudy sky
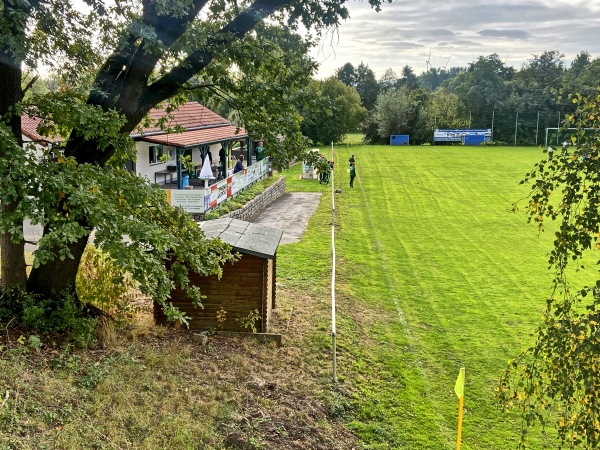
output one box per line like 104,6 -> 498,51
308,0 -> 600,79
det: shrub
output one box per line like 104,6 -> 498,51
0,287 -> 98,348
203,177 -> 276,220
76,245 -> 144,321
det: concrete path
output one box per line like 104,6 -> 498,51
250,192 -> 322,244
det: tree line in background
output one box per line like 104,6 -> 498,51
302,51 -> 600,146
28,49 -> 600,149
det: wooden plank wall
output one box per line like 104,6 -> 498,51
272,254 -> 277,309
265,258 -> 273,331
167,253 -> 268,332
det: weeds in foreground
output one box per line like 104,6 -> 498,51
237,309 -> 261,334
0,281 -> 357,450
0,287 -> 98,348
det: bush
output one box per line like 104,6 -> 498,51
204,177 -> 275,220
0,244 -> 149,347
0,287 -> 98,348
76,245 -> 142,321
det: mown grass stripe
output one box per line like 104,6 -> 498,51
284,144 -> 569,448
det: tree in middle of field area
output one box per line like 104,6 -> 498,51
426,88 -> 468,130
497,87 -> 600,449
301,78 -> 367,145
365,85 -> 430,144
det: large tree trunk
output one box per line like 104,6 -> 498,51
0,210 -> 27,289
0,28 -> 27,289
26,230 -> 89,298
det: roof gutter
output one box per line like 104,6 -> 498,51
145,133 -> 249,149
129,122 -> 234,139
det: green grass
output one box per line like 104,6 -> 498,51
2,144 -> 596,449
341,133 -> 365,145
278,145 -> 597,449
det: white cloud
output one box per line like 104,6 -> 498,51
310,0 -> 600,79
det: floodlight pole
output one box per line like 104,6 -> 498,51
491,110 -> 495,141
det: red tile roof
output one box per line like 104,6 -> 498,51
21,115 -> 62,143
134,102 -> 231,134
21,101 -> 247,148
142,124 -> 247,147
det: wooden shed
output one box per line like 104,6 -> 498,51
156,218 -> 283,333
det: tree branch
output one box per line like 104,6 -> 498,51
22,74 -> 39,96
142,0 -> 208,48
145,0 -> 289,107
87,0 -> 207,112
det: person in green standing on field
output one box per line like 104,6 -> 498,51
349,161 -> 356,187
256,141 -> 265,161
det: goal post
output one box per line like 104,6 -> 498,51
545,127 -> 600,147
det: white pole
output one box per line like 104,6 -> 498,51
557,111 -> 561,145
491,109 -> 495,141
514,110 -> 519,146
330,141 -> 337,384
535,111 -> 540,146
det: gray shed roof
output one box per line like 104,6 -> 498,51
198,218 -> 283,259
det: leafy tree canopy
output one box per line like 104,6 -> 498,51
426,88 -> 467,130
365,85 -> 429,144
301,77 -> 367,145
378,68 -> 399,91
335,61 -> 379,110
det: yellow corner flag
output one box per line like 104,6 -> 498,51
455,367 -> 465,399
455,367 -> 465,450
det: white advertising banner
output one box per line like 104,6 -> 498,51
165,189 -> 205,214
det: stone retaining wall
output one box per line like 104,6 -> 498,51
223,176 -> 286,221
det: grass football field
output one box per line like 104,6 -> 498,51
279,143 -> 596,449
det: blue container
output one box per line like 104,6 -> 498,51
182,175 -> 189,188
390,135 -> 410,145
464,134 -> 485,146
